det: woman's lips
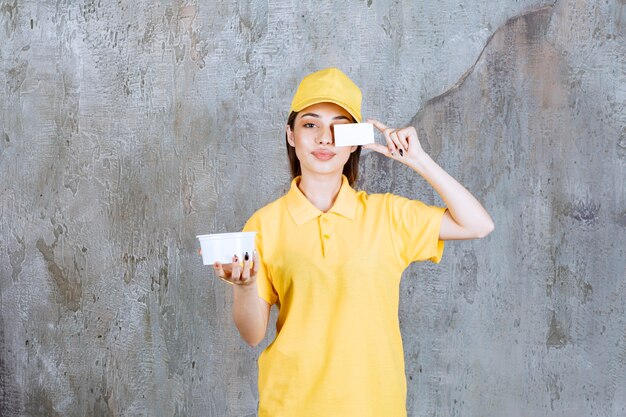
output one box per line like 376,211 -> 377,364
312,150 -> 336,161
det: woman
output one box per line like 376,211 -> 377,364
213,68 -> 494,417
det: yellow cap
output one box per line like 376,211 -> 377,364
290,68 -> 362,122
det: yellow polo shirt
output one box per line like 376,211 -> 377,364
243,175 -> 446,417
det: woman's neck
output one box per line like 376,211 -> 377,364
297,173 -> 343,213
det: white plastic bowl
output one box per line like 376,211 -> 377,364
197,232 -> 257,265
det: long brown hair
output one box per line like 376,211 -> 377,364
285,111 -> 361,185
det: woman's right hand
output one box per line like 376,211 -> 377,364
213,251 -> 259,286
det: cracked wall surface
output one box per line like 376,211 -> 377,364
1,0 -> 624,416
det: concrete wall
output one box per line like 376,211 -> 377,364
1,0 -> 624,416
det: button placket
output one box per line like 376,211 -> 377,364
322,216 -> 330,238
320,215 -> 333,258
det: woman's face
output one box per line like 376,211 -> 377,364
286,102 -> 358,178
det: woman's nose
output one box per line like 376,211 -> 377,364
317,126 -> 334,145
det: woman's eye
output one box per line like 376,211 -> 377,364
303,123 -> 316,128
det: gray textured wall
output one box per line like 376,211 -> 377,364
1,0 -> 625,416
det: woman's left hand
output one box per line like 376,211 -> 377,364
364,119 -> 427,169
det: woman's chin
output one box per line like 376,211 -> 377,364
298,154 -> 350,177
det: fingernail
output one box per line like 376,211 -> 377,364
399,149 -> 404,156
244,252 -> 249,261
233,254 -> 238,262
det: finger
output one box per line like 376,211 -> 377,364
221,262 -> 233,277
402,126 -> 418,148
213,261 -> 236,285
241,252 -> 251,280
251,250 -> 260,277
198,248 -> 202,256
213,261 -> 225,277
363,143 -> 393,157
389,130 -> 404,153
367,118 -> 389,132
230,254 -> 241,280
395,127 -> 411,151
366,119 -> 398,155
382,129 -> 398,156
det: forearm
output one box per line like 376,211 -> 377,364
232,283 -> 266,347
410,153 -> 494,237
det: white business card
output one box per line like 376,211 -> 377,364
334,123 -> 375,147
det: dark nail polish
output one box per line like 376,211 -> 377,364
244,252 -> 249,261
233,254 -> 238,262
399,149 -> 404,156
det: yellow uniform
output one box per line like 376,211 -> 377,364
243,175 -> 446,417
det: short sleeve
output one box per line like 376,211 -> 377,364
242,214 -> 278,306
387,194 -> 446,266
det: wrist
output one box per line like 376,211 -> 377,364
407,151 -> 433,174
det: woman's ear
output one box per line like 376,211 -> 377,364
286,125 -> 296,147
350,145 -> 358,153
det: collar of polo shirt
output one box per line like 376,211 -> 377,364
285,175 -> 357,225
